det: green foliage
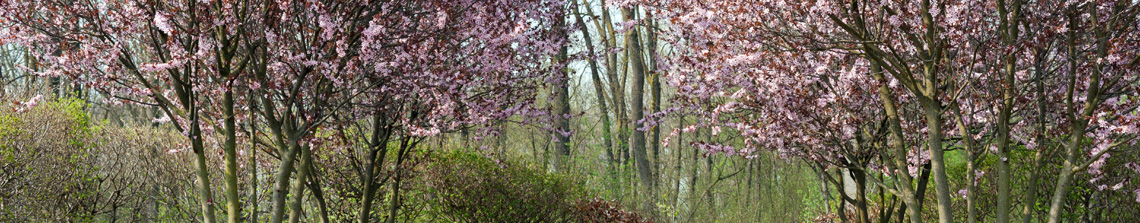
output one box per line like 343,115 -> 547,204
0,113 -> 20,138
417,150 -> 584,223
47,98 -> 99,147
0,113 -> 20,162
0,97 -> 202,222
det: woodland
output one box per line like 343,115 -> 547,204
0,0 -> 1138,223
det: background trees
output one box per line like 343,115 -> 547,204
1,0 -> 1138,223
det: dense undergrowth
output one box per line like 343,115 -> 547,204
0,98 -> 205,221
0,97 -> 654,222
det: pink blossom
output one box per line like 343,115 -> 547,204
154,13 -> 173,34
1127,162 -> 1140,173
14,94 -> 44,113
153,115 -> 172,124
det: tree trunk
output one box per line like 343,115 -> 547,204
223,89 -> 242,223
249,130 -> 258,222
192,120 -> 219,223
1047,8 -> 1107,222
358,115 -> 388,223
917,1 -> 952,222
249,91 -> 259,223
385,139 -> 413,223
647,12 -> 662,186
870,64 -> 921,223
269,141 -> 301,223
552,13 -> 572,172
914,163 -> 932,222
819,167 -> 832,220
853,168 -> 870,223
967,151 -> 979,223
573,0 -> 617,186
951,104 -> 980,223
306,158 -> 330,223
1046,139 -> 1080,223
287,145 -> 314,223
191,141 -> 215,223
995,0 -> 1024,218
1021,48 -> 1049,223
921,97 -> 952,223
673,117 -> 685,223
597,0 -> 628,168
688,128 -> 700,219
838,169 -> 849,223
357,149 -> 380,223
623,6 -> 655,214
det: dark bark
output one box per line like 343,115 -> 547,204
552,12 -> 572,172
622,6 -> 656,213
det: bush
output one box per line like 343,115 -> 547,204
417,151 -> 583,223
0,98 -> 202,222
0,98 -> 103,221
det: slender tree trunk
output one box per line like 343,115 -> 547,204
1047,8 -> 1106,222
357,150 -> 379,223
552,13 -> 572,172
995,83 -> 1014,223
853,168 -> 870,223
917,1 -> 952,222
573,0 -> 617,186
583,0 -> 621,172
1047,69 -> 1091,223
248,91 -> 259,223
359,100 -> 395,223
673,117 -> 685,222
951,104 -> 979,223
386,139 -> 413,223
647,12 -> 662,186
287,145 -> 314,223
688,128 -> 700,219
623,5 -> 655,214
1021,144 -> 1046,222
597,0 -> 628,168
878,174 -> 895,223
995,1 -> 1023,220
838,168 -> 849,223
820,167 -> 832,220
179,79 -> 217,222
1021,49 -> 1048,223
223,89 -> 242,223
921,97 -> 952,223
306,159 -> 330,223
870,64 -> 921,223
914,163 -> 932,222
1046,130 -> 1081,223
249,102 -> 259,223
269,141 -> 301,223
192,121 -> 219,223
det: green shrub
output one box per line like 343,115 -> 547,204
0,97 -> 201,222
418,150 -> 583,223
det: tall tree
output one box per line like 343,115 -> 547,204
573,0 -> 617,171
552,5 -> 573,172
0,1 -> 569,223
1,1 -> 262,222
1045,2 -> 1140,222
621,4 -> 656,213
